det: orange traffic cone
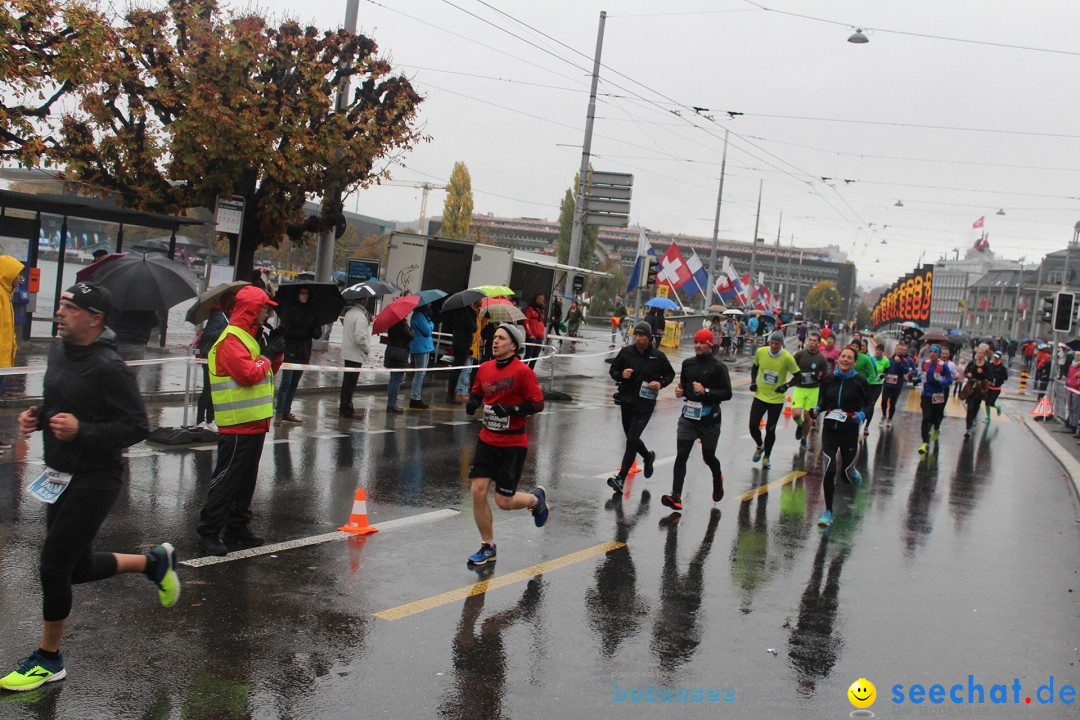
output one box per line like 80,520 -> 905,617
1031,395 -> 1054,420
339,488 -> 379,535
783,394 -> 793,416
760,416 -> 767,429
619,460 -> 642,475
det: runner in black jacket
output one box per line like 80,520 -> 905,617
661,329 -> 733,511
607,322 -> 675,494
2,283 -> 175,693
809,346 -> 871,528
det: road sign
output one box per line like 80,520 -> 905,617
215,199 -> 244,235
346,258 -> 380,287
657,285 -> 669,298
588,171 -> 634,187
584,213 -> 629,227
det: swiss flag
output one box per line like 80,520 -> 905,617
972,216 -> 985,229
656,242 -> 692,292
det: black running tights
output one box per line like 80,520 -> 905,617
41,482 -> 120,622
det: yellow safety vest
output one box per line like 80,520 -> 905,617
208,326 -> 274,427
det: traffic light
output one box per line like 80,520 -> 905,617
645,256 -> 659,287
1042,296 -> 1055,323
1053,291 -> 1075,332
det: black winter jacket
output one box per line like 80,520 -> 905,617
39,328 -> 150,482
816,370 -> 871,432
609,342 -> 675,406
679,353 -> 733,424
277,302 -> 322,362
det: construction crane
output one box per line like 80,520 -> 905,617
380,180 -> 447,234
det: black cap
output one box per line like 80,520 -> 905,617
62,282 -> 112,317
633,321 -> 652,336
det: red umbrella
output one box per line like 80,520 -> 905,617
480,296 -> 513,308
373,294 -> 420,334
76,252 -> 126,282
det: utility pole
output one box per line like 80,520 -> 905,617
565,11 -> 607,298
1012,258 -> 1025,339
1028,260 -> 1044,340
748,180 -> 763,304
705,130 -> 729,307
314,0 -> 360,287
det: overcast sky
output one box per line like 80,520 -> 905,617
250,0 -> 1080,287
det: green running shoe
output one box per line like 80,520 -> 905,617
918,442 -> 928,455
930,428 -> 940,442
147,543 -> 181,608
0,651 -> 66,692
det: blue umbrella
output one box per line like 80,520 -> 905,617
417,289 -> 447,307
947,328 -> 970,338
644,297 -> 679,310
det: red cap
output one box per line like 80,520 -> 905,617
693,328 -> 715,346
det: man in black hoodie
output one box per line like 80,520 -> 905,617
661,328 -> 732,510
2,283 -> 175,693
607,321 -> 675,494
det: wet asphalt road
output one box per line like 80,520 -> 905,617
0,349 -> 1078,719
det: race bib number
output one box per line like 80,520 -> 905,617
801,372 -> 816,384
482,405 -> 510,431
762,370 -> 779,384
885,374 -> 899,385
933,373 -> 944,382
931,393 -> 945,405
825,409 -> 849,422
639,382 -> 658,400
682,401 -> 703,420
26,467 -> 73,504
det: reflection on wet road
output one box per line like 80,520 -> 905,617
0,375 -> 1078,719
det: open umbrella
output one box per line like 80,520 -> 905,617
442,288 -> 487,313
76,252 -> 126,282
93,253 -> 198,311
922,331 -> 949,344
373,295 -> 420,334
185,281 -> 250,324
947,328 -> 970,339
472,285 -> 515,297
707,304 -> 726,313
722,308 -> 745,316
274,282 -> 345,326
644,297 -> 679,310
417,289 -> 447,307
481,296 -> 513,308
342,280 -> 400,301
479,304 -> 525,323
1065,338 -> 1080,351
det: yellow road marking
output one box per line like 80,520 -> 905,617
738,470 -> 806,501
373,541 -> 626,621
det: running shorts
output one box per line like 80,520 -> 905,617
469,439 -> 528,496
791,386 -> 819,411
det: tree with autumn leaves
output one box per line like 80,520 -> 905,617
6,0 -> 423,277
440,161 -> 473,240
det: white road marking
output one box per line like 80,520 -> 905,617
181,508 -> 461,567
591,454 -> 677,479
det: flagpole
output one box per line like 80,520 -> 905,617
705,130 -> 729,308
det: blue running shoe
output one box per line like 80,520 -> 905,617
467,543 -> 496,566
799,439 -> 807,451
851,470 -> 862,488
795,424 -> 803,441
531,487 -> 549,528
0,651 -> 66,692
817,509 -> 833,527
761,456 -> 771,469
752,446 -> 763,462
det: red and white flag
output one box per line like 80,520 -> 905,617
656,242 -> 692,292
972,216 -> 985,229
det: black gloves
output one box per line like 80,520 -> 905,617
465,398 -> 480,415
776,382 -> 792,393
264,329 -> 286,359
748,383 -> 758,393
491,404 -> 515,418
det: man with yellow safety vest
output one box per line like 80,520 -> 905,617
197,286 -> 284,557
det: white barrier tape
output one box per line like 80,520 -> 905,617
0,355 -> 191,376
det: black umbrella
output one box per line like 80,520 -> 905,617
342,280 -> 400,301
1065,337 -> 1080,352
442,288 -> 487,313
274,282 -> 345,325
93,253 -> 198,311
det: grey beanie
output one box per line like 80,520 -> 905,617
769,330 -> 785,344
633,321 -> 653,336
497,322 -> 525,351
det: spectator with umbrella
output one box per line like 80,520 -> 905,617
409,304 -> 435,409
446,300 -> 480,404
273,285 -> 325,424
374,295 -> 421,413
339,298 -> 373,418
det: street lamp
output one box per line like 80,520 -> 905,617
848,28 -> 869,44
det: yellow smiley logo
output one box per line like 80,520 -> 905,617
848,678 -> 876,709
